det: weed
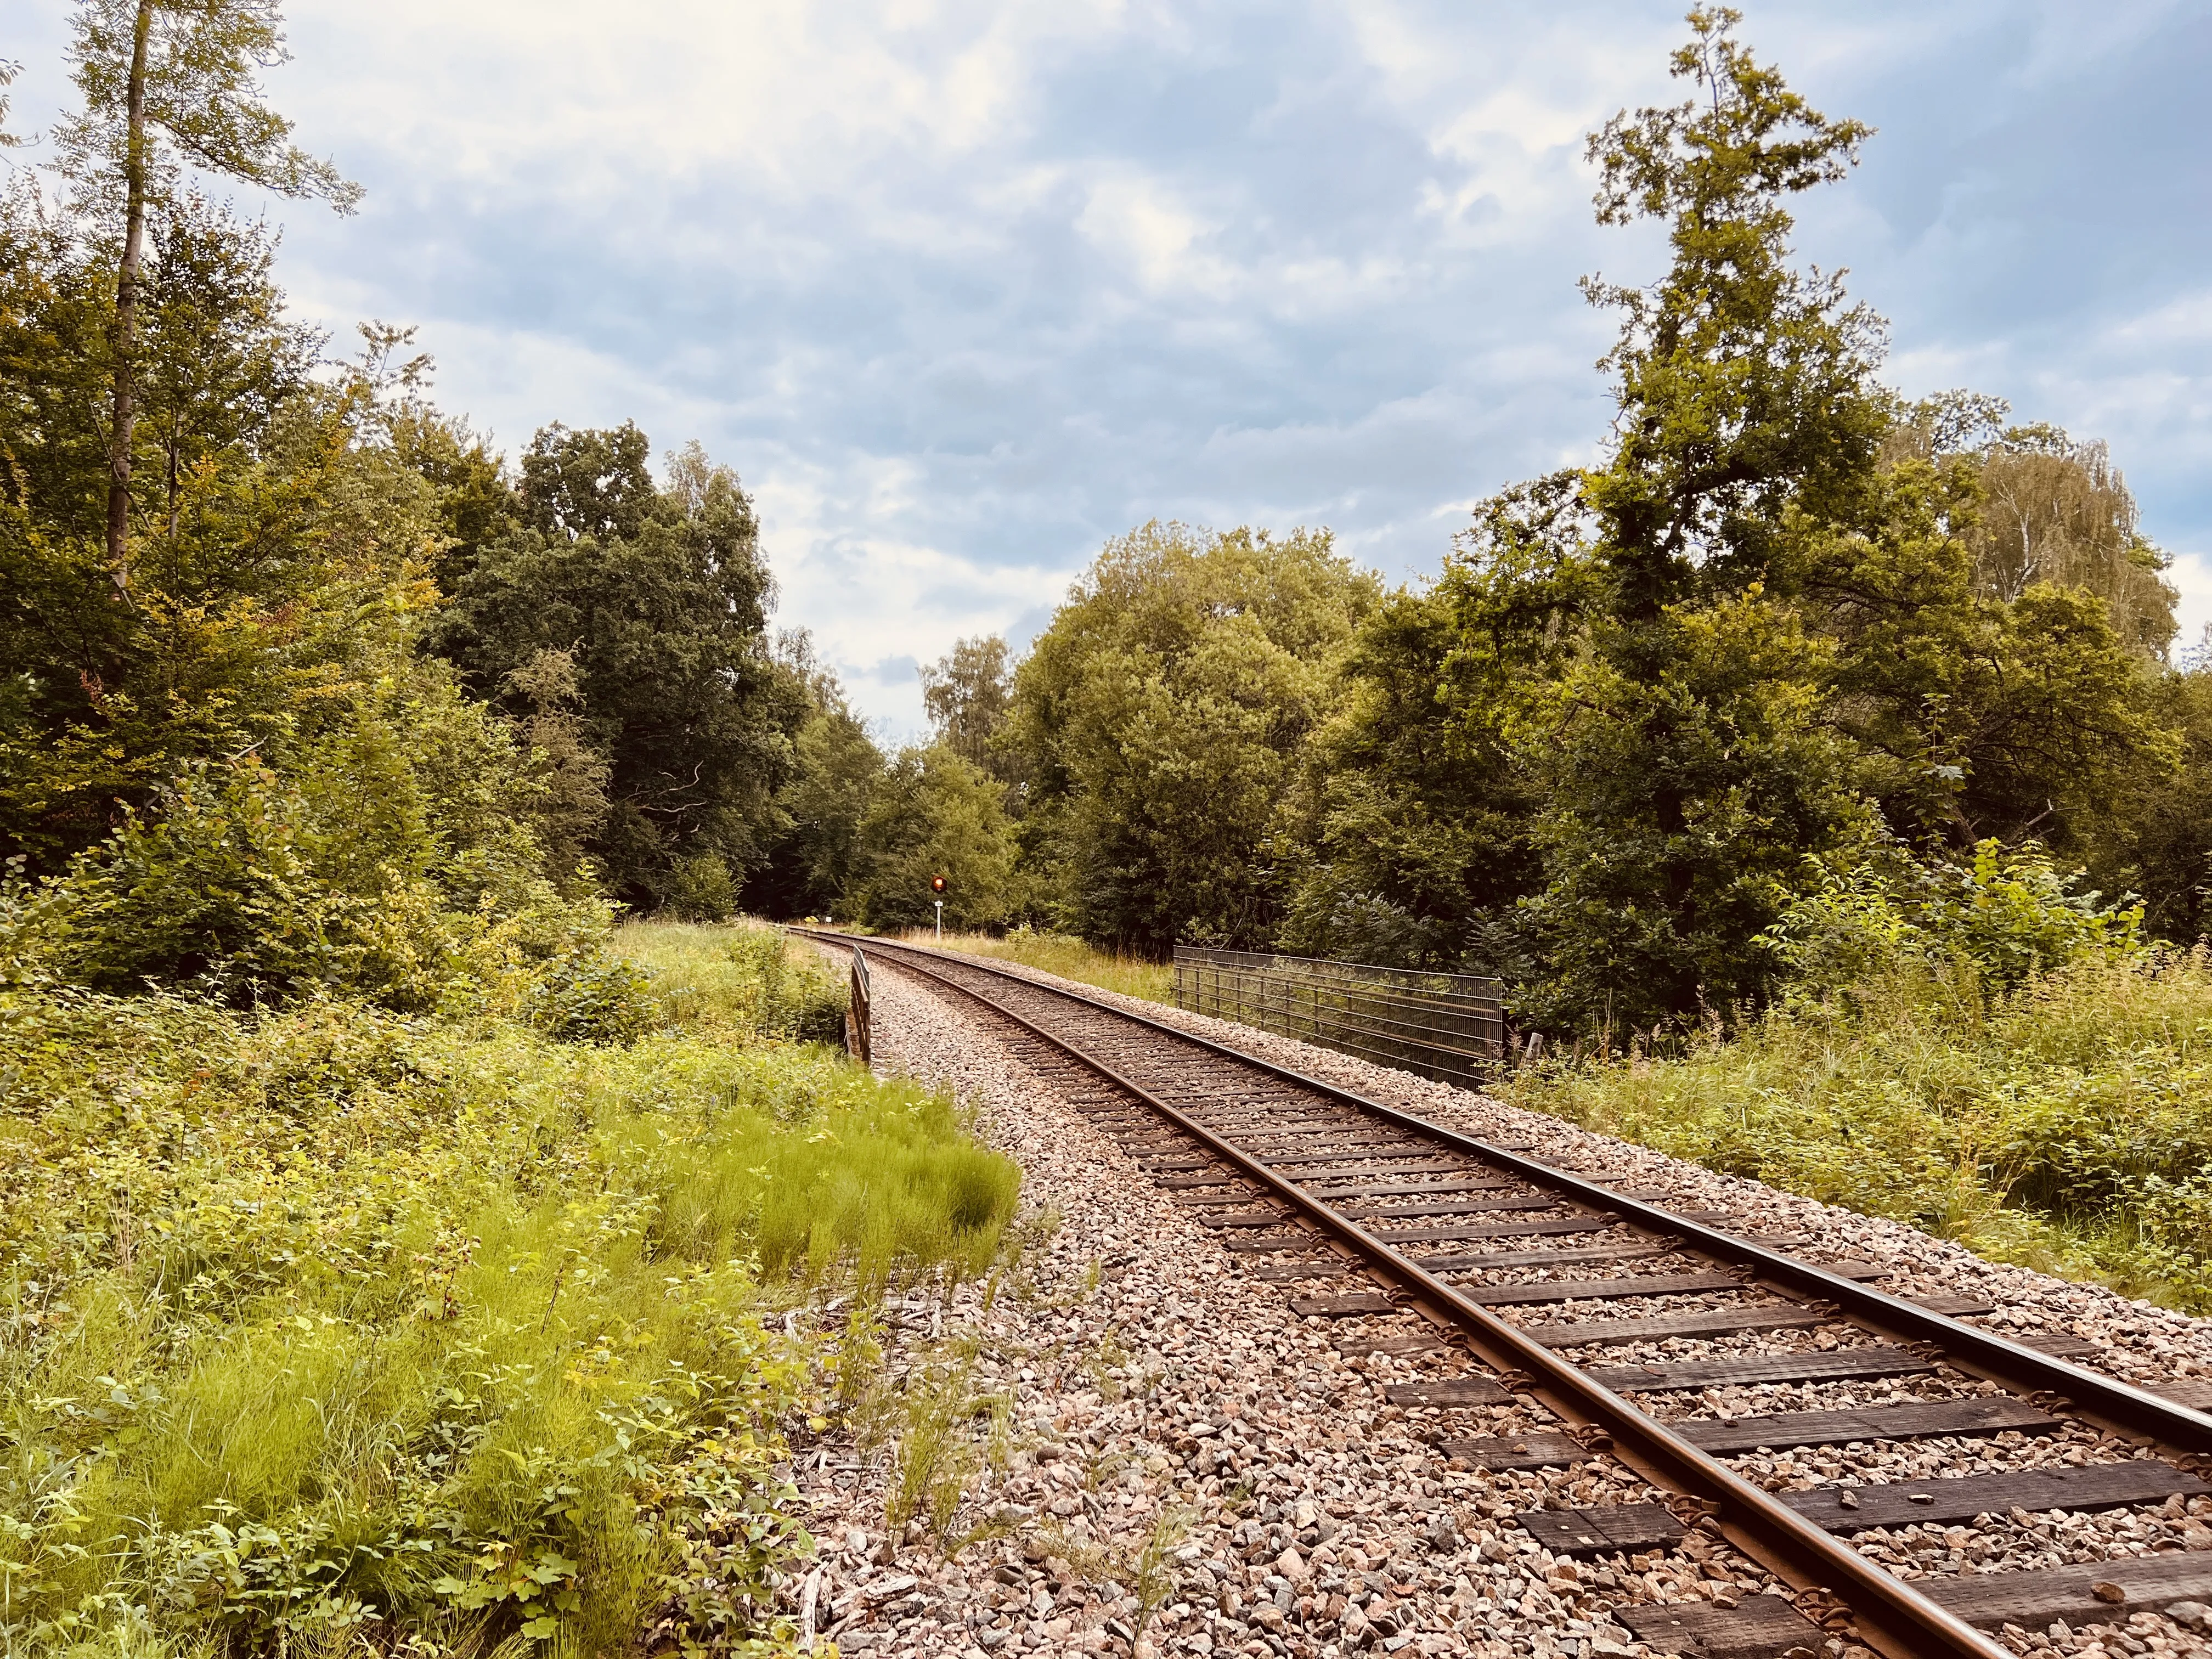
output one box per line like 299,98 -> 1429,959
1125,1507 -> 1194,1644
831,1299 -> 887,1412
884,1358 -> 984,1551
898,929 -> 1173,1005
0,929 -> 1015,1652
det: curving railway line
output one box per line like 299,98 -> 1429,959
791,928 -> 2212,1659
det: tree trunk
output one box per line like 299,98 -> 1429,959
104,0 -> 155,586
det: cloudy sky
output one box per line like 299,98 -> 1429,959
4,1 -> 2208,735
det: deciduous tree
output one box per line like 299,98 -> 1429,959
1006,521 -> 1378,954
58,0 -> 357,582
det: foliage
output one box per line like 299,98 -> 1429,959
1262,9 -> 2182,1033
914,928 -> 1175,1006
2094,663 -> 2212,943
1764,839 -> 2145,1003
59,0 -> 360,224
1,658 -> 624,1017
1503,946 -> 2212,1311
0,182 -> 459,878
744,631 -> 885,921
427,428 -> 788,911
1277,478 -> 1584,975
921,634 -> 1016,780
847,744 -> 1014,932
0,927 -> 1018,1652
1888,392 -> 2179,660
1004,521 -> 1379,954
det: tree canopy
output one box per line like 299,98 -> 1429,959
5,0 -> 2205,1052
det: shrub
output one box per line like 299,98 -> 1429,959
1504,946 -> 2212,1309
666,850 -> 738,919
520,943 -> 657,1043
1765,838 -> 2143,1004
0,930 -> 1013,1652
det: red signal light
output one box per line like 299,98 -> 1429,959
931,875 -> 947,893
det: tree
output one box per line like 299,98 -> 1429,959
1005,521 -> 1378,954
1509,7 -> 1886,1026
1578,5 -> 1883,623
1888,392 -> 2178,661
1265,10 -> 2179,1029
920,635 -> 1014,778
0,202 -> 448,873
847,744 -> 1012,931
57,0 -> 358,583
427,428 -> 787,909
745,631 -> 886,919
518,419 -> 656,544
1277,476 -> 1588,972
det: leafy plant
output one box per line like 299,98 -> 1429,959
0,929 -> 1015,1652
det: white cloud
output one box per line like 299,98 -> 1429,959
2,0 -> 2207,733
1075,171 -> 1230,296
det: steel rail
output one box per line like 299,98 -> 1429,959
822,931 -> 2212,1458
794,929 -> 2021,1659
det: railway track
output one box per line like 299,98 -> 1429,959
793,928 -> 2212,1659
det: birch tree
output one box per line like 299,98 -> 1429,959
56,0 -> 358,585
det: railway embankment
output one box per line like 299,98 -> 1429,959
797,937 -> 2212,1659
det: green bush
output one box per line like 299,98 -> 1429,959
665,851 -> 738,920
0,932 -> 1013,1654
1504,947 -> 2212,1309
1766,839 -> 2143,1003
521,943 -> 657,1043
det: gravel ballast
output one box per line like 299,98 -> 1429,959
788,944 -> 2212,1659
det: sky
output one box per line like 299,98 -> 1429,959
4,0 -> 2209,737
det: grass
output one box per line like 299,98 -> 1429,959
0,923 -> 1020,1656
1497,949 -> 2212,1312
898,928 -> 1175,1005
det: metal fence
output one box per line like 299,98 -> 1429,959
1172,946 -> 1504,1090
845,945 -> 872,1066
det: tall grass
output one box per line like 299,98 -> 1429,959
620,918 -> 849,1041
1500,949 -> 2212,1310
0,927 -> 1018,1654
905,928 -> 1174,1005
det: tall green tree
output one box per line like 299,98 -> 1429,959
0,188 -> 442,871
1005,521 -> 1378,954
1278,477 -> 1587,972
1511,6 -> 1885,1025
846,743 -> 1013,932
1578,5 -> 1883,624
59,0 -> 357,583
1275,9 -> 2176,1030
745,631 -> 886,919
428,428 -> 787,909
921,634 -> 1015,780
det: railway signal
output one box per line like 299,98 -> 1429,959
931,874 -> 946,939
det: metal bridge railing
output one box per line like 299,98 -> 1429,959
1171,945 -> 1504,1090
845,945 -> 871,1066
